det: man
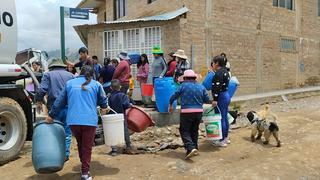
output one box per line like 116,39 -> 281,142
92,55 -> 102,80
112,52 -> 132,94
35,58 -> 74,161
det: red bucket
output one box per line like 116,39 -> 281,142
126,106 -> 154,132
141,84 -> 154,97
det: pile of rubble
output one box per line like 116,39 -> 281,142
130,113 -> 251,153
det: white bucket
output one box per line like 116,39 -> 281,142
102,114 -> 125,146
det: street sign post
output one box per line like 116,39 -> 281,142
60,6 -> 89,62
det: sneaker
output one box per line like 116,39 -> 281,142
185,149 -> 198,159
81,174 -> 92,180
212,141 -> 227,147
223,138 -> 231,144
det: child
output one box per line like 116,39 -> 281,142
169,70 -> 212,159
108,79 -> 136,156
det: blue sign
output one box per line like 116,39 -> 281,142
69,8 -> 89,20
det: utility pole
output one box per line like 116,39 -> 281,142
60,6 -> 66,63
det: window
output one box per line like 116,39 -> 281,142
114,0 -> 127,20
273,0 -> 294,10
148,0 -> 157,4
280,38 -> 296,52
104,27 -> 161,86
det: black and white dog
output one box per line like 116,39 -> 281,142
246,106 -> 281,147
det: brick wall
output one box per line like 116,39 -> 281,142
84,0 -> 320,95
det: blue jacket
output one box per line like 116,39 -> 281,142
49,76 -> 108,127
108,91 -> 131,114
170,81 -> 211,109
35,68 -> 74,110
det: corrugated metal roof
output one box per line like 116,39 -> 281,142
104,7 -> 189,25
77,0 -> 104,9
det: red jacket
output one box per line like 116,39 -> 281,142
112,60 -> 132,85
166,60 -> 177,77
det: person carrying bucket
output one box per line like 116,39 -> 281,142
211,55 -> 231,147
47,65 -> 109,180
108,79 -> 137,156
169,70 -> 212,159
35,58 -> 74,162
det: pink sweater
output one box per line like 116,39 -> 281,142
137,63 -> 149,84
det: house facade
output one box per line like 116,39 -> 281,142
75,0 -> 320,95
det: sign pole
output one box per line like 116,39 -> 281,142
60,6 -> 66,63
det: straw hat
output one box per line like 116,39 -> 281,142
152,45 -> 164,54
173,49 -> 188,59
48,58 -> 67,68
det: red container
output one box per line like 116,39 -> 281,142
126,106 -> 154,132
141,84 -> 154,97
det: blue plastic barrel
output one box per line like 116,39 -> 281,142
228,77 -> 239,98
154,77 -> 177,113
32,121 -> 65,174
202,71 -> 215,90
128,52 -> 140,64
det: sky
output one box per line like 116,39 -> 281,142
16,0 -> 97,52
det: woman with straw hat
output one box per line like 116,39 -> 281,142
173,49 -> 191,82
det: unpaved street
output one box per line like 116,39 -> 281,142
1,96 -> 320,180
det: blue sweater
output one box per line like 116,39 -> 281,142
49,76 -> 108,127
170,81 -> 211,110
35,68 -> 74,110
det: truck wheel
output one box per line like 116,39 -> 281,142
0,97 -> 27,164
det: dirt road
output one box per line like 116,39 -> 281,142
1,96 -> 320,180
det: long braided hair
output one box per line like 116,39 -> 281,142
80,65 -> 94,91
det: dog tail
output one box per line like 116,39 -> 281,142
269,122 -> 279,132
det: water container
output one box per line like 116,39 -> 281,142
141,83 -> 154,97
202,108 -> 222,140
32,121 -> 65,174
202,71 -> 215,90
101,114 -> 125,146
128,52 -> 140,64
228,76 -> 239,98
154,77 -> 177,113
127,106 -> 154,132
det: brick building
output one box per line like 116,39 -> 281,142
75,0 -> 320,95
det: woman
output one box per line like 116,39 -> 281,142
32,61 -> 42,73
47,65 -> 108,180
137,54 -> 150,104
174,49 -> 191,82
99,58 -> 116,95
165,52 -> 177,77
150,45 -> 167,83
137,54 -> 149,84
67,64 -> 78,76
211,55 -> 231,147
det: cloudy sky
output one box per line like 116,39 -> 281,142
16,0 -> 96,51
